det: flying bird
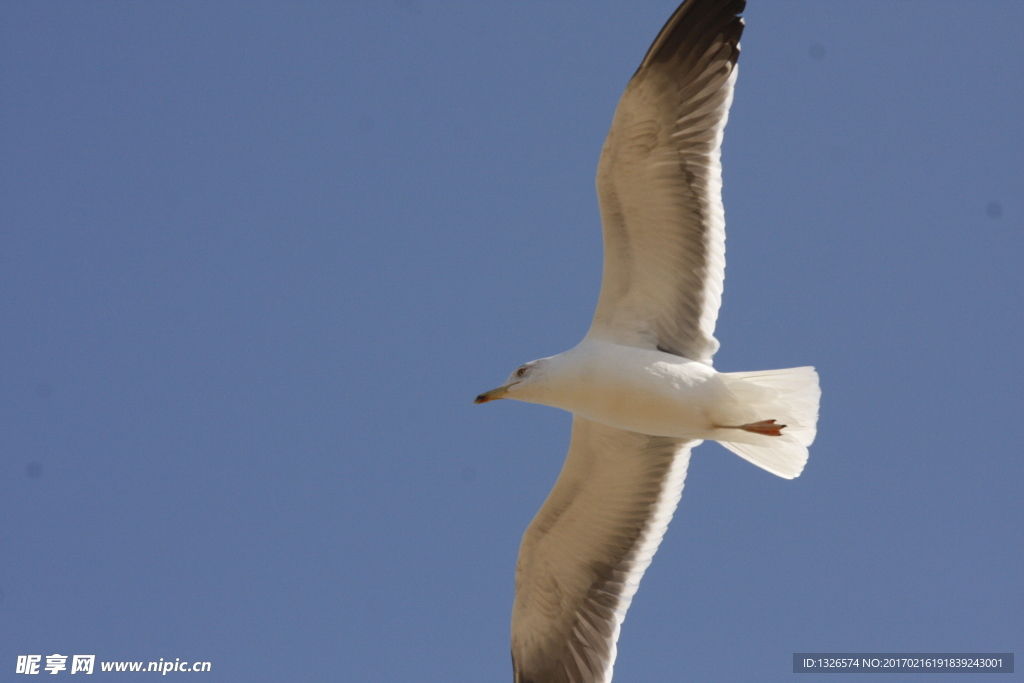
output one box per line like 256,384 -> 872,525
475,1 -> 820,681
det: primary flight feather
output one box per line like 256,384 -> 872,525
475,1 -> 820,681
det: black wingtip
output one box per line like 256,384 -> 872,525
634,0 -> 745,78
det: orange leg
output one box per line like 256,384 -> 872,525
715,419 -> 786,437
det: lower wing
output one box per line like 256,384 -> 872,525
511,416 -> 696,683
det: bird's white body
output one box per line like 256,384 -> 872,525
497,337 -> 819,480
512,339 -> 723,439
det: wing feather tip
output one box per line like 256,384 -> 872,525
635,0 -> 746,78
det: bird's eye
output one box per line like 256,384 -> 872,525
516,367 -> 527,378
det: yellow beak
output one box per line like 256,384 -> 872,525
474,385 -> 511,404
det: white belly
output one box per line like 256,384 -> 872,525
547,340 -> 730,439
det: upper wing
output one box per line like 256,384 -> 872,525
511,417 -> 695,683
588,0 -> 745,365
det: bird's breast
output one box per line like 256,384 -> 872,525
554,342 -> 724,438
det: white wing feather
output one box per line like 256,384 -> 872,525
588,0 -> 743,365
511,417 -> 695,683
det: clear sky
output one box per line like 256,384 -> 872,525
2,2 -> 1021,681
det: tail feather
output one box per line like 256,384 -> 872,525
713,366 -> 820,479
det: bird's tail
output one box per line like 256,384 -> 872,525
711,366 -> 820,479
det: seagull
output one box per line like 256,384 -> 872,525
475,1 -> 820,682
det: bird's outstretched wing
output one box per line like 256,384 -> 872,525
588,0 -> 745,365
511,417 -> 695,683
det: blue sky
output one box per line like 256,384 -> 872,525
1,2 -> 1021,681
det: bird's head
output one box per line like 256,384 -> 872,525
474,358 -> 551,405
